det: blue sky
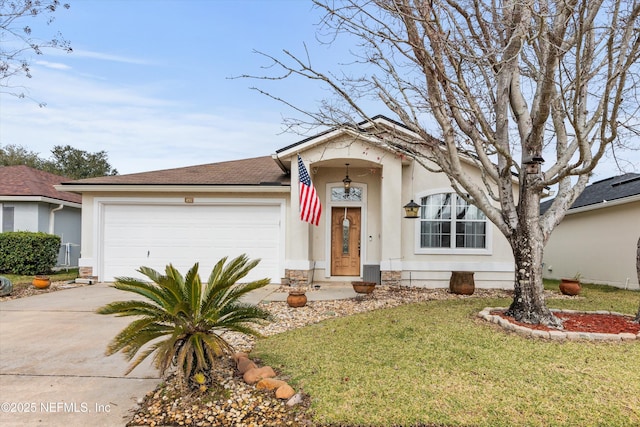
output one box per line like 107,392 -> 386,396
1,0 -> 637,179
1,0 -> 337,174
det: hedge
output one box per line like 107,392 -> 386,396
0,232 -> 61,275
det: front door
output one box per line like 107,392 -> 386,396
331,207 -> 361,276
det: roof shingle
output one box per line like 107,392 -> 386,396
0,165 -> 82,204
541,173 -> 640,212
65,156 -> 290,186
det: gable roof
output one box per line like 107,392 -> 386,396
541,173 -> 640,213
275,115 -> 414,155
61,156 -> 290,186
274,115 -> 420,165
0,165 -> 82,204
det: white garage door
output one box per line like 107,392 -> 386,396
101,203 -> 282,283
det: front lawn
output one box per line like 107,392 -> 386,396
2,269 -> 79,285
1,269 -> 79,298
253,284 -> 640,427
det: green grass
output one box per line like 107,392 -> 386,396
253,284 -> 640,427
2,269 -> 79,286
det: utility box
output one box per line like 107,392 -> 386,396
363,264 -> 381,285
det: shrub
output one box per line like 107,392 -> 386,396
0,232 -> 61,275
96,254 -> 272,385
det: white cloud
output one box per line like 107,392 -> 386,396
35,60 -> 72,70
69,48 -> 154,65
3,61 -> 636,180
0,65 -> 295,174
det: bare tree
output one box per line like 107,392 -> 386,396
246,0 -> 640,326
1,0 -> 72,104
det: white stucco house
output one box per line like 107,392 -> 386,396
541,173 -> 640,290
58,116 -> 517,288
0,165 -> 82,268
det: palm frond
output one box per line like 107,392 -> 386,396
110,277 -> 169,307
97,254 -> 272,384
220,278 -> 271,307
95,300 -> 169,318
182,263 -> 202,318
201,256 -> 270,315
141,265 -> 185,306
106,319 -> 173,357
123,345 -> 159,376
205,256 -> 228,284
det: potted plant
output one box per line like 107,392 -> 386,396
351,281 -> 376,294
559,273 -> 581,296
32,275 -> 51,289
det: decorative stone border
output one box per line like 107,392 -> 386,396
479,307 -> 640,341
232,352 -> 303,406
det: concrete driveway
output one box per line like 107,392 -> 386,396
0,280 -> 354,426
0,283 -> 161,427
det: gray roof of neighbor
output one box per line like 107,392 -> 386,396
541,173 -> 640,212
0,165 -> 82,204
63,156 -> 290,186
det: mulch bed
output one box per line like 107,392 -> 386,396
491,310 -> 640,334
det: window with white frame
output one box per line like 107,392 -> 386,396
1,206 -> 14,233
419,193 -> 487,249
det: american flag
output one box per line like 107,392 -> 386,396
298,154 -> 322,226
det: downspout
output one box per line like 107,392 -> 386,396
49,204 -> 64,234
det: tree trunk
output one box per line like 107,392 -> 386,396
504,176 -> 562,327
505,230 -> 562,327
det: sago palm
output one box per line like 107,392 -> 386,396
96,254 -> 272,382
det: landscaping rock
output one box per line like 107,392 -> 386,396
232,352 -> 249,362
0,276 -> 13,297
286,392 -> 304,407
256,378 -> 287,391
243,366 -> 277,384
236,356 -> 257,374
275,384 -> 296,400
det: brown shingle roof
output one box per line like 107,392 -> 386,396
0,165 -> 82,204
65,156 -> 290,186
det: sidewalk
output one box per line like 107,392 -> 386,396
242,282 -> 359,304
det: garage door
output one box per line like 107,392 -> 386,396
101,203 -> 282,283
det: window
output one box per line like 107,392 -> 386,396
331,186 -> 363,202
342,216 -> 350,254
419,193 -> 486,249
2,206 -> 14,232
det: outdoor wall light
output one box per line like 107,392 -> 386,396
343,163 -> 352,195
403,199 -> 420,218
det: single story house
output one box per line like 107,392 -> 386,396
59,116 -> 517,287
0,165 -> 82,268
541,173 -> 640,290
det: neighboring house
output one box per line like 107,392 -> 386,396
59,116 -> 517,287
0,165 -> 82,268
541,173 -> 640,290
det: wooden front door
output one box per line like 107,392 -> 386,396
331,207 -> 361,276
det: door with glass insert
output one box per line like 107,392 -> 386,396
331,207 -> 361,276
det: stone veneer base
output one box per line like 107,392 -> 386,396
478,307 -> 640,341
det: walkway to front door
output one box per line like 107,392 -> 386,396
331,207 -> 361,276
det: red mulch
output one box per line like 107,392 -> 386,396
491,310 -> 640,334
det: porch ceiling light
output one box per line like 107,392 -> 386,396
403,199 -> 420,219
343,163 -> 352,195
